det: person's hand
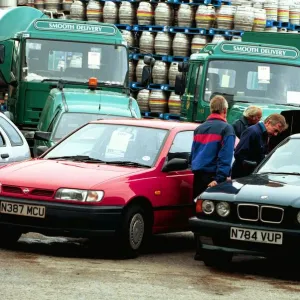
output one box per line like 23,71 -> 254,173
208,180 -> 217,188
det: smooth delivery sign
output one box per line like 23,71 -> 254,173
221,43 -> 299,59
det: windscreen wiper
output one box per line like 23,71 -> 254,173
105,161 -> 151,168
276,103 -> 300,107
258,171 -> 300,176
46,155 -> 107,163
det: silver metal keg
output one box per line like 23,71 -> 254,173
149,90 -> 168,113
44,0 -> 60,11
119,1 -> 136,25
0,0 -> 17,7
136,59 -> 147,83
152,61 -> 169,84
34,0 -> 44,10
154,2 -> 173,26
191,35 -> 207,53
172,33 -> 190,57
62,0 -> 72,12
137,89 -> 150,112
168,62 -> 180,87
137,1 -> 154,25
103,1 -> 119,24
70,0 -> 85,20
168,92 -> 181,114
128,61 -> 136,83
178,4 -> 194,27
122,30 -> 136,48
139,31 -> 155,54
155,32 -> 172,55
86,0 -> 103,22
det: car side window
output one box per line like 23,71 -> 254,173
0,117 -> 23,146
168,131 -> 193,163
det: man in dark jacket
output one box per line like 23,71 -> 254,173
232,106 -> 262,139
231,113 -> 287,179
191,95 -> 235,198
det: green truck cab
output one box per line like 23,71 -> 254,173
33,85 -> 140,156
174,39 -> 300,131
0,7 -> 139,152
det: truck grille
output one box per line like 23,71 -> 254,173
237,204 -> 284,224
2,185 -> 54,198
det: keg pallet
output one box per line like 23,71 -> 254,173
132,25 -> 169,32
265,20 -> 282,28
131,53 -> 168,61
163,113 -> 181,120
142,112 -> 164,119
208,28 -> 244,37
115,24 -> 133,31
167,56 -> 189,62
287,24 -> 300,31
148,83 -> 175,91
169,26 -> 206,35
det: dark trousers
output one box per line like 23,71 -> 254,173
193,171 -> 216,199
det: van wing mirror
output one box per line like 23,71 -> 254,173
0,45 -> 4,64
174,74 -> 185,95
141,66 -> 151,86
36,146 -> 49,157
34,131 -> 51,142
178,61 -> 189,72
143,55 -> 155,66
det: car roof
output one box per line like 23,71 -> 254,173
290,133 -> 300,139
90,118 -> 199,130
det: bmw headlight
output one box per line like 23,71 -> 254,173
297,211 -> 300,224
216,202 -> 230,217
55,189 -> 104,202
202,200 -> 215,215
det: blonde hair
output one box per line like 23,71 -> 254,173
264,113 -> 288,130
210,95 -> 228,114
243,106 -> 262,118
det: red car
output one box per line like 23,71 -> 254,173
0,119 -> 197,257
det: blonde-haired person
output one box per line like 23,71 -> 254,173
232,106 -> 262,139
231,113 -> 288,179
191,95 -> 235,197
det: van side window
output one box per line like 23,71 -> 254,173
168,131 -> 193,163
0,118 -> 23,146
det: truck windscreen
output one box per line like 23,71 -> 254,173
204,60 -> 300,106
22,39 -> 128,86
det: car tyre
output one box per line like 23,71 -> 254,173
117,205 -> 148,259
202,251 -> 232,268
0,230 -> 22,247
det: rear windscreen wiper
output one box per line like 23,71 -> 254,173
105,161 -> 151,168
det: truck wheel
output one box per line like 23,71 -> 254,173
202,251 -> 232,268
0,230 -> 22,247
117,205 -> 148,258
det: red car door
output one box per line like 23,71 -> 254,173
156,130 -> 194,232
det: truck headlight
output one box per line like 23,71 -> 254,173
216,202 -> 230,217
55,189 -> 104,202
202,200 -> 215,215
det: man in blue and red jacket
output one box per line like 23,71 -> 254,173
191,95 -> 235,198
